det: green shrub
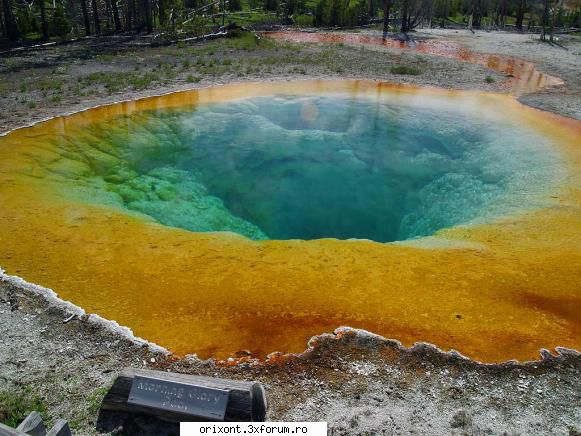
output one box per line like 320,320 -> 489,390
390,65 -> 421,75
294,14 -> 314,26
485,75 -> 495,83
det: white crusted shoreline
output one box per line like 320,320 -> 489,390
0,268 -> 168,355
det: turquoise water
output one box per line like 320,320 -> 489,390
54,95 -> 562,242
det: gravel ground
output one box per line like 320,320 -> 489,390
418,28 -> 581,119
1,28 -> 580,435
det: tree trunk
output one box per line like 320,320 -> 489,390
382,0 -> 390,33
39,0 -> 49,39
400,0 -> 408,32
158,0 -> 165,25
80,0 -> 92,34
105,0 -> 113,27
110,0 -> 121,30
126,0 -> 133,29
1,0 -> 20,41
142,0 -> 152,32
0,5 -> 6,39
440,0 -> 448,28
549,0 -> 560,41
515,0 -> 524,30
91,0 -> 101,33
541,0 -> 548,40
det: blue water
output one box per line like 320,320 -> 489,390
61,95 -> 562,242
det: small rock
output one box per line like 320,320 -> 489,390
450,410 -> 472,429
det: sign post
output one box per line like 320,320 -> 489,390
96,368 -> 267,434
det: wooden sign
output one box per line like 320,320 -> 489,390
97,368 -> 267,433
128,375 -> 230,421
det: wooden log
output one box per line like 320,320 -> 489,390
46,420 -> 71,436
97,368 -> 266,433
0,422 -> 28,436
15,412 -> 46,436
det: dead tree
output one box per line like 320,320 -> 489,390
467,0 -> 482,32
541,0 -> 548,39
549,0 -> 561,42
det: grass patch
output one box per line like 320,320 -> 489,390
128,71 -> 160,89
390,65 -> 421,75
0,387 -> 48,428
0,58 -> 17,71
35,77 -> 65,91
87,387 -> 108,416
485,75 -> 495,83
67,386 -> 111,430
82,70 -> 161,93
83,71 -> 123,92
226,32 -> 270,50
95,54 -> 114,62
186,74 -> 201,83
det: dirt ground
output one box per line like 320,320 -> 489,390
0,28 -> 580,435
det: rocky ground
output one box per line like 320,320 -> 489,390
0,27 -> 580,435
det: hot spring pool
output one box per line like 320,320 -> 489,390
0,80 -> 579,362
67,94 -> 559,243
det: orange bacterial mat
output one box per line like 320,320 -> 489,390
0,80 -> 579,362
